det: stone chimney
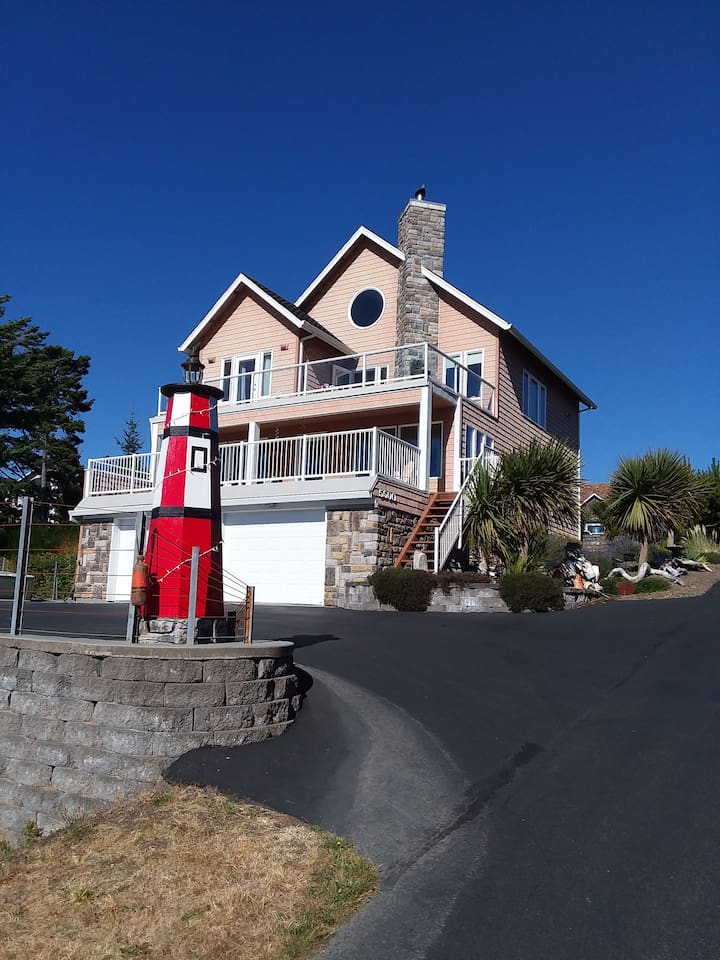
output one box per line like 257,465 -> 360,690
396,195 -> 446,348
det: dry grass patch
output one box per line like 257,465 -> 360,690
0,785 -> 376,960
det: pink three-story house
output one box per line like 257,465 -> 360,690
72,192 -> 595,606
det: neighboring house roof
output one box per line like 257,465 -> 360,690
179,273 -> 351,355
295,226 -> 405,308
421,267 -> 596,410
580,482 -> 610,504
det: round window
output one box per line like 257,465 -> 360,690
349,288 -> 384,328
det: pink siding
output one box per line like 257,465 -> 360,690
437,296 -> 499,406
303,244 -> 400,353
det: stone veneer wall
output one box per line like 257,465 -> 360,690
74,522 -> 113,600
325,507 -> 417,607
396,199 -> 446,350
0,637 -> 297,843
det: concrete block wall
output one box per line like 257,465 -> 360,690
0,637 -> 298,843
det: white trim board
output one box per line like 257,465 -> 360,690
296,226 -> 405,308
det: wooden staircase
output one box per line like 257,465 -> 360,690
394,493 -> 456,571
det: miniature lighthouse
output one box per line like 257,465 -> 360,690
139,351 -> 227,644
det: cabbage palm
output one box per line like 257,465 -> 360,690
603,450 -> 706,565
465,438 -> 580,571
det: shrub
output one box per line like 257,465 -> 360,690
599,577 -> 618,595
370,568 -> 493,611
681,525 -> 720,561
435,571 -> 491,595
606,535 -> 640,562
27,552 -> 77,600
596,555 -> 616,578
633,577 -> 672,594
649,544 -> 671,566
498,572 -> 564,613
369,568 -> 434,612
705,551 -> 720,564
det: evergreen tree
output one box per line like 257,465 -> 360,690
0,296 -> 93,520
115,412 -> 143,455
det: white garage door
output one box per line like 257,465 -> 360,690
222,508 -> 326,605
107,516 -> 137,601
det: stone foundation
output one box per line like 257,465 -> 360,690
74,523 -> 112,600
324,506 -> 419,606
0,636 -> 299,843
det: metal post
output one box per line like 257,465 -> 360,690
187,546 -> 200,646
52,560 -> 59,601
126,511 -> 146,643
10,497 -> 33,635
244,585 -> 255,644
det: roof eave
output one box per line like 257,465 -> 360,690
422,267 -> 596,410
178,273 -> 350,355
296,226 -> 405,308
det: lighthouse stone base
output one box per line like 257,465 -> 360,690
138,616 -> 236,645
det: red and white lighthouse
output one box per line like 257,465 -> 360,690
141,352 -> 226,640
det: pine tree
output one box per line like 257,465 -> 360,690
115,412 -> 143,455
0,296 -> 93,520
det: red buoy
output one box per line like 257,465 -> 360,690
130,560 -> 149,607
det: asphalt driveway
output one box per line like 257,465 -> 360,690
168,585 -> 720,959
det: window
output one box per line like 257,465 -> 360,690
397,422 -> 443,478
333,364 -> 389,388
443,349 -> 484,398
349,288 -> 384,328
220,351 -> 273,404
522,370 -> 547,428
465,427 -> 493,460
190,446 -> 208,472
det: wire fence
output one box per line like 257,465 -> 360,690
4,497 -> 254,643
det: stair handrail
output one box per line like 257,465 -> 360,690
434,452 -> 499,573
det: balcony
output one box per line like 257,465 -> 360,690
157,343 -> 496,417
83,428 -> 423,498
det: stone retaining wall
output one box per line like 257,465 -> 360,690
325,506 -> 417,607
0,636 -> 298,843
343,582 -> 510,613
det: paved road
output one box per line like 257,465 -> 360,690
171,588 -> 720,959
5,592 -> 720,957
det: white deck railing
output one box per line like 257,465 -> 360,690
433,450 -> 501,573
84,428 -> 422,497
158,342 -> 495,417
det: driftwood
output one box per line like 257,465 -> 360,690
608,562 -> 680,584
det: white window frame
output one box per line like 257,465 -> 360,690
522,370 -> 547,429
332,363 -> 389,388
220,350 -> 273,404
443,348 -> 484,398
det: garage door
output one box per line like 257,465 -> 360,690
222,508 -> 326,605
107,516 -> 137,601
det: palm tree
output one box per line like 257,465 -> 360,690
465,438 -> 580,572
603,449 -> 707,565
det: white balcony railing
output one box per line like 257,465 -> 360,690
157,342 -> 496,417
434,449 -> 501,573
84,428 -> 422,497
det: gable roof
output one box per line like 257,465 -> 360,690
580,482 -> 610,504
421,267 -> 596,410
178,273 -> 351,355
296,226 -> 405,308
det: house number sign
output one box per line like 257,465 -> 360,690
375,488 -> 397,503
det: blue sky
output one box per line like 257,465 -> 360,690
3,0 -> 718,481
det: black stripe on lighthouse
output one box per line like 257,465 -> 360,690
150,506 -> 215,520
162,426 -> 216,439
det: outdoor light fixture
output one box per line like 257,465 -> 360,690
181,349 -> 204,384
